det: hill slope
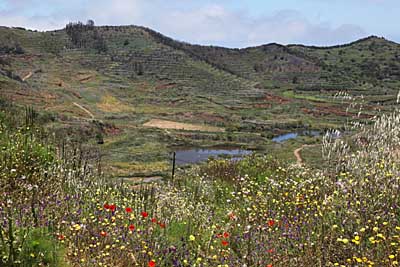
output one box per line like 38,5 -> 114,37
1,24 -> 399,176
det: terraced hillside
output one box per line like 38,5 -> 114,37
1,24 -> 399,178
144,27 -> 400,96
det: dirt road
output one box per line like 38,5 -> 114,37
294,144 -> 318,165
73,102 -> 95,119
22,71 -> 33,81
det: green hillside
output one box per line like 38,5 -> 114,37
1,24 -> 399,177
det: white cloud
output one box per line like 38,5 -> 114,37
145,6 -> 366,47
0,0 -> 367,47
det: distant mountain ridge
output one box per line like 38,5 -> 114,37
1,24 -> 397,49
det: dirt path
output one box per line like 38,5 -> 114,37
73,102 -> 95,119
294,144 -> 318,165
22,71 -> 33,81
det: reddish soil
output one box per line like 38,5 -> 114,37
254,103 -> 272,108
198,112 -> 225,122
104,125 -> 122,136
39,92 -> 57,100
16,54 -> 42,62
264,93 -> 291,104
78,75 -> 93,83
70,90 -> 82,99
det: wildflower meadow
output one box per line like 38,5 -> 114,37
0,104 -> 399,267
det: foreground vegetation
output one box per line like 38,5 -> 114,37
0,100 -> 399,267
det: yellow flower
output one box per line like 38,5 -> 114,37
389,255 -> 395,259
189,235 -> 196,241
377,233 -> 386,240
341,238 -> 349,244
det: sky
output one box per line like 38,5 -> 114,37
0,0 -> 398,48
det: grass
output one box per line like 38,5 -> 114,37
97,94 -> 135,113
1,99 -> 400,266
282,90 -> 334,103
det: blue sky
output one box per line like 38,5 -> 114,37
0,0 -> 398,47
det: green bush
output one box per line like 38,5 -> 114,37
19,228 -> 66,267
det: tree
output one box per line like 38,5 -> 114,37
87,19 -> 95,29
65,20 -> 107,52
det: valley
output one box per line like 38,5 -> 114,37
1,24 -> 399,179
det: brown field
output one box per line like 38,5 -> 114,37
143,119 -> 225,132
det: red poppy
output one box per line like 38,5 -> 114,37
103,203 -> 110,210
221,240 -> 229,246
129,224 -> 135,231
100,231 -> 107,237
223,232 -> 230,238
125,207 -> 132,213
266,264 -> 273,267
148,260 -> 156,267
57,234 -> 65,240
110,204 -> 116,212
159,223 -> 166,228
141,211 -> 148,218
267,249 -> 274,253
151,218 -> 157,223
268,220 -> 275,227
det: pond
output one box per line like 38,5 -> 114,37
272,130 -> 321,143
174,148 -> 252,166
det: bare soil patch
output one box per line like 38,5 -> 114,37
264,93 -> 291,104
77,74 -> 94,83
104,124 -> 122,136
143,119 -> 224,132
